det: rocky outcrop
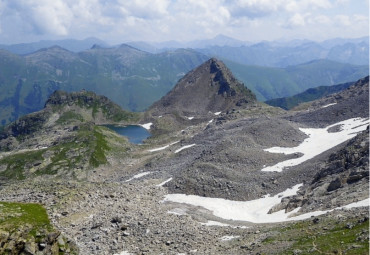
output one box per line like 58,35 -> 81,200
0,225 -> 78,255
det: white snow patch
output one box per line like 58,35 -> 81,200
124,172 -> 152,182
187,116 -> 194,120
148,145 -> 170,152
164,184 -> 302,223
261,117 -> 369,172
321,103 -> 337,108
174,144 -> 196,153
140,122 -> 153,130
165,185 -> 369,224
214,112 -> 222,115
208,119 -> 214,124
158,115 -> 162,118
148,141 -> 180,152
156,177 -> 173,187
220,235 -> 240,241
343,198 -> 369,209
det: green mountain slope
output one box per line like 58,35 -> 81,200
265,81 -> 354,110
222,59 -> 368,101
0,90 -> 138,180
0,46 -> 208,125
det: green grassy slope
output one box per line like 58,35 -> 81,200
222,59 -> 368,101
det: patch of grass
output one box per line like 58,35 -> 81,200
276,218 -> 370,255
0,149 -> 45,180
89,126 -> 110,167
0,201 -> 52,232
56,111 -> 84,124
0,124 -> 117,180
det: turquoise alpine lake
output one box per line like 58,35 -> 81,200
105,125 -> 151,144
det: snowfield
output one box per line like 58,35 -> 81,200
164,184 -> 369,224
164,184 -> 302,223
261,117 -> 369,172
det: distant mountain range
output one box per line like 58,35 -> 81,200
197,37 -> 369,67
1,35 -> 368,66
127,35 -> 369,67
0,37 -> 109,55
0,35 -> 368,125
0,45 -> 208,125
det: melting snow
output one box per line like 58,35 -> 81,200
164,184 -> 369,223
201,221 -> 231,227
214,112 -> 222,115
174,144 -> 196,153
164,184 -> 302,223
220,235 -> 240,241
321,103 -> 337,108
140,123 -> 153,130
187,116 -> 194,120
261,117 -> 369,172
148,141 -> 180,152
124,172 -> 152,182
156,177 -> 173,187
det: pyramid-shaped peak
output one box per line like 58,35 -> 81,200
149,58 -> 256,117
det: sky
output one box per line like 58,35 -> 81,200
0,0 -> 368,44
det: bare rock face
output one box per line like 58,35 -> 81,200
149,58 -> 256,117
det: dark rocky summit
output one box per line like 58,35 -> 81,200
149,58 -> 256,117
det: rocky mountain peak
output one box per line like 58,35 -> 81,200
45,90 -> 111,108
149,58 -> 256,117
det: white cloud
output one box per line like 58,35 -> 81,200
335,15 -> 351,26
287,13 -> 307,27
311,15 -> 332,25
0,0 -> 367,44
30,0 -> 73,35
